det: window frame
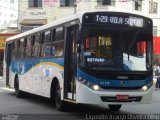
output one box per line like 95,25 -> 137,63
134,0 -> 142,11
60,0 -> 76,7
97,0 -> 115,6
28,0 -> 42,8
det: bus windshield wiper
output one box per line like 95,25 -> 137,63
128,30 -> 140,61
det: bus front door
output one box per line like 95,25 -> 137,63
64,25 -> 78,101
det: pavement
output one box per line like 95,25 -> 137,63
0,78 -> 160,115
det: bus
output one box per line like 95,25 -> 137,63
3,11 -> 154,111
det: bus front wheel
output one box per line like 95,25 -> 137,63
108,104 -> 122,111
55,83 -> 66,111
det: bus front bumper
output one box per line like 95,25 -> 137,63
76,81 -> 153,106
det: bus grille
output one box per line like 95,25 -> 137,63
92,73 -> 149,80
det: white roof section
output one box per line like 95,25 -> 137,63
6,12 -> 84,42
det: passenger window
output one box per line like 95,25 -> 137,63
55,27 -> 64,41
52,41 -> 64,57
19,38 -> 25,59
13,42 -> 15,50
32,46 -> 39,58
16,40 -> 20,49
44,30 -> 51,43
20,38 -> 25,49
35,33 -> 41,46
26,36 -> 32,47
32,35 -> 35,46
25,48 -> 32,58
40,45 -> 45,57
52,29 -> 56,42
24,37 -> 32,58
44,45 -> 52,57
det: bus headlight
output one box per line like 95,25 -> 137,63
79,77 -> 100,91
142,86 -> 148,91
92,85 -> 100,91
141,82 -> 152,92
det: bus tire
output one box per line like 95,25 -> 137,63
55,83 -> 66,111
108,104 -> 122,111
14,77 -> 24,98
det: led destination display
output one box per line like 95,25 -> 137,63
83,12 -> 152,29
95,15 -> 144,27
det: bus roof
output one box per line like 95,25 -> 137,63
6,11 -> 152,42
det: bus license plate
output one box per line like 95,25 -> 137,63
116,95 -> 129,100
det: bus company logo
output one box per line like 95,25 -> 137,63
120,81 -> 125,86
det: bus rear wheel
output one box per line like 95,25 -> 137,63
55,83 -> 66,111
15,77 -> 24,98
108,104 -> 122,111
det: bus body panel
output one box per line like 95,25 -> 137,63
10,58 -> 64,98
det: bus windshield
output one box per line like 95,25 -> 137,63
79,27 -> 152,71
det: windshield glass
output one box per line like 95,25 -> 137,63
79,27 -> 152,71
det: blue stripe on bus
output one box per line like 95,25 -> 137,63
77,69 -> 152,88
11,57 -> 64,75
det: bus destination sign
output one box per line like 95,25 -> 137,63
94,15 -> 144,27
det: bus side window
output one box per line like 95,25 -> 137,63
52,29 -> 56,42
44,45 -> 52,57
53,41 -> 64,57
16,40 -> 20,49
45,30 -> 52,57
35,33 -> 41,46
32,33 -> 41,58
50,26 -> 64,57
31,35 -> 36,58
16,40 -> 20,59
13,41 -> 15,50
51,45 -> 56,56
26,36 -> 32,47
55,27 -> 64,41
19,38 -> 25,59
40,30 -> 51,57
25,36 -> 32,58
50,29 -> 56,56
44,30 -> 51,43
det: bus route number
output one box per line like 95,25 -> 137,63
96,15 -> 108,23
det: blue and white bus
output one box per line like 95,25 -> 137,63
3,11 -> 154,111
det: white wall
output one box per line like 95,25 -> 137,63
17,0 -> 160,36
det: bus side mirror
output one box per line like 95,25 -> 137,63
76,29 -> 81,44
